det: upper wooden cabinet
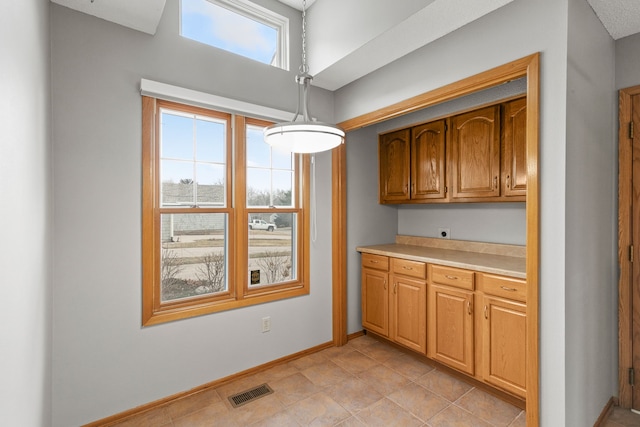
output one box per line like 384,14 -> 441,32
379,121 -> 446,203
451,105 -> 501,199
502,97 -> 527,197
412,120 -> 447,200
379,129 -> 410,202
378,98 -> 526,204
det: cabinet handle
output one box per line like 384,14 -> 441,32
394,283 -> 397,294
445,275 -> 458,280
369,260 -> 379,264
384,280 -> 387,290
403,266 -> 413,270
506,175 -> 511,189
404,184 -> 408,193
484,305 -> 488,319
494,176 -> 498,189
500,286 -> 517,292
467,300 -> 472,315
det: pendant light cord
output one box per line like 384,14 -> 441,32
300,0 -> 308,74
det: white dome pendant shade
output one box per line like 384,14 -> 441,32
263,0 -> 344,154
264,73 -> 344,153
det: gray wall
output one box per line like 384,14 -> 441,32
616,32 -> 640,90
346,125 -> 398,333
336,0 -> 574,423
50,1 -> 334,425
565,1 -> 617,425
0,1 -> 52,426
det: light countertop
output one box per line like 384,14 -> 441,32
356,236 -> 526,279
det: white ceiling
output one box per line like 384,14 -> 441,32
587,0 -> 640,40
50,0 -> 166,35
50,0 -> 640,89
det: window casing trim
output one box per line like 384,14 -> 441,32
142,97 -> 310,326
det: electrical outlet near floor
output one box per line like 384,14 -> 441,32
262,316 -> 271,333
438,228 -> 451,239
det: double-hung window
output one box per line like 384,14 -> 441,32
142,98 -> 309,325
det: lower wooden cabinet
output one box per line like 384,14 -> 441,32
391,259 -> 427,354
478,272 -> 527,398
481,295 -> 526,398
360,253 -> 526,400
428,266 -> 475,375
361,253 -> 390,336
361,264 -> 389,337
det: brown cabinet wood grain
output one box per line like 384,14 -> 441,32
428,283 -> 475,375
378,98 -> 526,204
502,97 -> 527,197
411,120 -> 447,200
481,294 -> 527,398
391,274 -> 427,354
361,267 -> 389,337
451,105 -> 501,199
360,254 -> 527,400
428,264 -> 476,375
379,129 -> 410,202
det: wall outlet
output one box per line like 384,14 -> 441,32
261,316 -> 271,333
438,228 -> 451,239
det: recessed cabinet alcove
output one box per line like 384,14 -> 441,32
333,54 -> 539,425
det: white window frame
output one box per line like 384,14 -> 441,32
181,0 -> 290,70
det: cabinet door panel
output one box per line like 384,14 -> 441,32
428,284 -> 474,374
451,106 -> 500,199
412,120 -> 446,200
392,276 -> 427,354
362,268 -> 389,336
482,295 -> 526,398
379,129 -> 410,202
503,98 -> 527,197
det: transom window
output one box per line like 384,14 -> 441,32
142,98 -> 308,325
180,0 -> 289,70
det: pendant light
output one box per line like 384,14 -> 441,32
263,0 -> 345,153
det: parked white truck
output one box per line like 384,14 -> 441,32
248,219 -> 276,232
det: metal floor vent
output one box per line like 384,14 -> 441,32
228,383 -> 273,408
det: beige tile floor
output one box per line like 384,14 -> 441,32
603,406 -> 640,426
112,335 -> 526,426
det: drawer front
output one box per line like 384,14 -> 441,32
362,253 -> 389,271
479,273 -> 526,302
431,265 -> 474,290
391,258 -> 426,279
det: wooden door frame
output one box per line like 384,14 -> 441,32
331,53 -> 540,425
618,85 -> 640,408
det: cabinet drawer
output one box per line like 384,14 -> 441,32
362,253 -> 389,271
431,265 -> 474,290
391,258 -> 426,279
478,273 -> 526,302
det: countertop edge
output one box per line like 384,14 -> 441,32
357,245 -> 526,279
